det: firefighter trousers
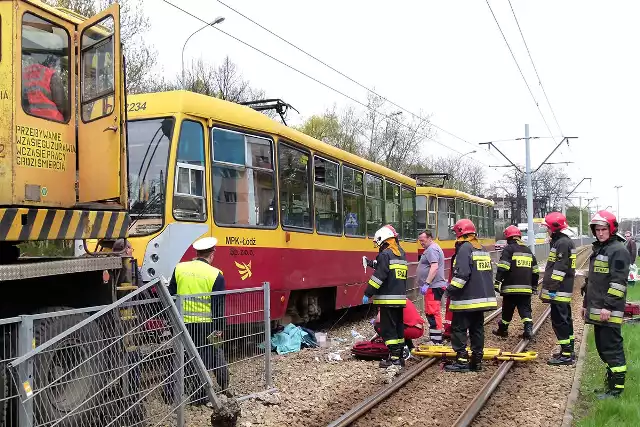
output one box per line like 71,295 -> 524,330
451,311 -> 485,358
501,294 -> 533,325
594,325 -> 626,392
379,306 -> 405,359
425,287 -> 445,343
550,303 -> 574,353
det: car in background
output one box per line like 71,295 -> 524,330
495,239 -> 507,250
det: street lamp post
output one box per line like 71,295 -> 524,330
181,16 -> 225,86
460,150 -> 477,159
614,185 -> 622,221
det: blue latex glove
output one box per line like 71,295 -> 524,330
548,291 -> 557,299
362,295 -> 370,304
420,284 -> 429,295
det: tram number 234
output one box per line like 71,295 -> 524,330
127,102 -> 147,112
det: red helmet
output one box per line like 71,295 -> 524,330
452,219 -> 476,238
504,225 -> 522,239
589,210 -> 618,235
543,212 -> 568,233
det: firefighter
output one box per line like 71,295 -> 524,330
582,211 -> 630,398
493,225 -> 539,339
363,225 -> 408,368
540,212 -> 577,365
445,219 -> 497,372
167,237 -> 229,402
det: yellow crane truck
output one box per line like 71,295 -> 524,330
0,0 -> 132,423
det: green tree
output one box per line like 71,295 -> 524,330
44,0 -> 159,93
566,206 -> 590,235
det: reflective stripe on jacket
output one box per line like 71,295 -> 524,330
447,241 -> 497,312
22,63 -> 64,121
495,239 -> 539,295
175,260 -> 222,323
541,233 -> 576,304
584,237 -> 630,328
364,245 -> 408,307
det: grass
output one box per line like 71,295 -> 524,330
574,315 -> 640,426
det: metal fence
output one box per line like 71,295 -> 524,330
0,280 -> 271,427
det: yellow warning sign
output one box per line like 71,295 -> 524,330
15,125 -> 76,172
23,381 -> 33,397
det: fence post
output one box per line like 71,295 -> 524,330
155,279 -> 223,411
175,295 -> 185,427
263,282 -> 272,388
17,315 -> 34,427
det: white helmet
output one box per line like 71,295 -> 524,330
373,225 -> 396,247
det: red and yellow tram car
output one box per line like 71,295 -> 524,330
106,91 -> 420,323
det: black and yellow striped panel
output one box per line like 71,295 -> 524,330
0,208 -> 130,241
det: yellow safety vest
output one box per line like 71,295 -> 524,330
174,260 -> 222,324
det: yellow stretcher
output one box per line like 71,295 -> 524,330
412,345 -> 538,362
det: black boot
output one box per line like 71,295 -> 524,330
492,320 -> 509,337
522,321 -> 533,339
469,352 -> 483,372
594,369 -> 612,394
597,371 -> 624,399
548,345 -> 574,365
445,352 -> 470,372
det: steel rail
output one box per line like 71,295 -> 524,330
452,246 -> 591,426
452,304 -> 552,427
326,307 -> 503,427
328,246 -> 590,427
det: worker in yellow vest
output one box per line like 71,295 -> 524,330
168,236 -> 229,402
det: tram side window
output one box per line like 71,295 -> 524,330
385,181 -> 401,238
416,195 -> 427,233
428,197 -> 438,230
314,156 -> 341,235
366,174 -> 384,237
402,187 -> 416,240
438,198 -> 453,240
174,120 -> 206,221
211,128 -> 277,228
21,13 -> 71,123
279,143 -> 311,229
489,207 -> 496,238
455,199 -> 464,221
343,166 -> 365,237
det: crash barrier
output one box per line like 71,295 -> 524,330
1,280 -> 271,427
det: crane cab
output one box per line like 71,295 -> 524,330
0,0 -> 128,247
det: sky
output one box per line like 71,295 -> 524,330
142,0 -> 640,221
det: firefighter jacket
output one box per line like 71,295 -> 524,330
364,246 -> 408,307
169,258 -> 226,330
583,236 -> 630,328
541,232 -> 576,304
495,238 -> 540,295
447,241 -> 497,312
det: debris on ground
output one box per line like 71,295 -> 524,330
270,324 -> 318,354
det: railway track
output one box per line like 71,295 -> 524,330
327,245 -> 592,427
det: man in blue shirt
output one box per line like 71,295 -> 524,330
418,230 -> 447,344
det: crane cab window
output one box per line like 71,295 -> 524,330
21,13 -> 70,123
80,15 -> 115,122
174,120 -> 206,221
212,128 -> 277,228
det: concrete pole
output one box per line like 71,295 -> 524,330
525,124 -> 535,252
579,195 -> 583,247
